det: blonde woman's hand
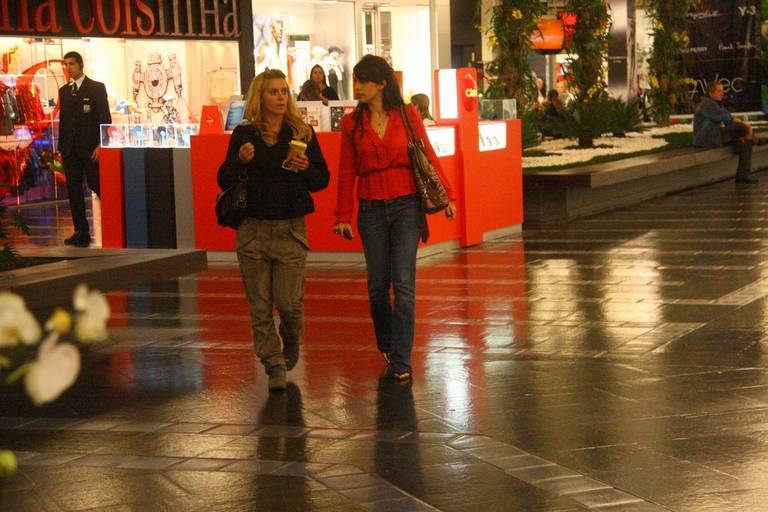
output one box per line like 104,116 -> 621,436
285,153 -> 309,171
445,201 -> 457,220
239,142 -> 255,164
333,223 -> 354,240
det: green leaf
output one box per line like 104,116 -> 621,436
5,363 -> 33,385
0,355 -> 10,368
11,217 -> 30,236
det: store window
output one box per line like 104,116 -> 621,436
252,0 -> 357,100
251,0 -> 434,108
0,36 -> 239,205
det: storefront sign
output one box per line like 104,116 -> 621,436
462,71 -> 478,113
0,0 -> 239,39
681,0 -> 761,112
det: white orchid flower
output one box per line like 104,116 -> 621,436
0,292 -> 41,347
72,285 -> 110,343
45,308 -> 72,335
24,332 -> 81,406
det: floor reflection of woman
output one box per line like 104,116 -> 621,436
375,376 -> 423,492
255,382 -> 311,509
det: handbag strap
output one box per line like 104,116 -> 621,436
399,104 -> 418,145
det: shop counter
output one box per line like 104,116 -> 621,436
100,121 -> 522,252
189,129 -> 462,252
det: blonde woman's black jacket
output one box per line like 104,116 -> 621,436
217,122 -> 330,220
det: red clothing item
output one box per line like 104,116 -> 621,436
334,103 -> 456,224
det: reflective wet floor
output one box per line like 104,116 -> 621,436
5,177 -> 768,510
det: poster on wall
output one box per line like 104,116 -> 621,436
254,15 -> 289,77
328,100 -> 357,132
130,51 -> 190,124
681,0 -> 762,113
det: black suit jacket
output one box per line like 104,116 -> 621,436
57,76 -> 111,158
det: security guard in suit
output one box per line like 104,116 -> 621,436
58,51 -> 112,247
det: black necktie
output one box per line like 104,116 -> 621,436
71,82 -> 78,95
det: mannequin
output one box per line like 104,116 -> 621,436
323,46 -> 345,99
309,46 -> 329,78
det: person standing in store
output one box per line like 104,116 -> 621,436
298,65 -> 339,105
332,55 -> 457,382
57,51 -> 111,247
218,69 -> 330,392
410,94 -> 436,126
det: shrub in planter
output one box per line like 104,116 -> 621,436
609,98 -> 644,137
0,197 -> 30,271
522,109 -> 544,148
547,92 -> 615,148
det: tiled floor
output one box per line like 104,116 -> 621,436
4,175 -> 768,510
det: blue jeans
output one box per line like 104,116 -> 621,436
358,194 -> 423,374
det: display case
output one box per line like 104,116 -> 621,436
100,124 -> 199,149
480,99 -> 517,121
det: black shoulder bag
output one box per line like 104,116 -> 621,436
215,171 -> 248,229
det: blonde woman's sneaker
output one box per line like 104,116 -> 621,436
283,337 -> 299,371
267,365 -> 287,391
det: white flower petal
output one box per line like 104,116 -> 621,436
0,292 -> 26,313
17,310 -> 42,345
0,307 -> 40,347
24,342 -> 81,406
75,314 -> 108,343
73,284 -> 89,311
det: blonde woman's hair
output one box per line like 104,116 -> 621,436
243,69 -> 312,146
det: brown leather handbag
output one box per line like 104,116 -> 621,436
400,105 -> 450,214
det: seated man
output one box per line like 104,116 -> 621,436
693,82 -> 757,184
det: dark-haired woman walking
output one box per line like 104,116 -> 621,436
332,55 -> 457,381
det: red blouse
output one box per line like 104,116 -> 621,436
334,103 -> 456,224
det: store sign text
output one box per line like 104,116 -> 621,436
0,0 -> 239,39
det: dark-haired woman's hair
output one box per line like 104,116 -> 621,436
352,55 -> 404,133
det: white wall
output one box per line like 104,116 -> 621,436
390,5 -> 432,102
